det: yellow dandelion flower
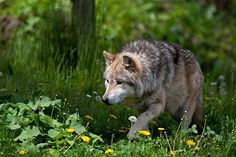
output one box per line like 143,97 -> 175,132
110,114 -> 117,119
138,130 -> 151,136
66,128 -> 75,133
186,139 -> 196,147
18,149 -> 27,156
158,127 -> 165,131
84,115 -> 94,121
81,135 -> 90,143
105,149 -> 114,154
170,150 -> 176,156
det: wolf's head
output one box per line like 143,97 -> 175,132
102,51 -> 142,105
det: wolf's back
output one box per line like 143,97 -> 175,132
119,40 -> 200,86
120,40 -> 197,64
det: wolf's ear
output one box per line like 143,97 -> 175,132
103,51 -> 114,66
123,55 -> 136,72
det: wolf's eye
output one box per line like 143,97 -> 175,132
116,80 -> 123,85
106,79 -> 109,83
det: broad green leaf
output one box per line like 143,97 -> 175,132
18,106 -> 30,116
34,96 -> 51,108
48,129 -> 60,139
14,126 -> 41,141
39,112 -> 62,128
65,113 -> 82,125
51,99 -> 61,107
0,103 -> 10,111
48,129 -> 64,140
89,133 -> 104,143
28,101 -> 37,111
65,113 -> 85,134
70,123 -> 86,134
8,122 -> 21,130
6,113 -> 17,123
8,107 -> 17,116
20,117 -> 32,126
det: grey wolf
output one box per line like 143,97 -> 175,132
102,40 -> 203,139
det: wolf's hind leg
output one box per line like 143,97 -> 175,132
182,71 -> 203,130
127,103 -> 164,139
191,93 -> 203,134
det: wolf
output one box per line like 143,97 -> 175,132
102,40 -> 203,139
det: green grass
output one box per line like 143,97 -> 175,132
0,1 -> 236,156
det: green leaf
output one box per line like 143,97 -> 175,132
18,106 -> 30,116
8,122 -> 21,130
0,103 -> 10,111
22,142 -> 39,153
48,129 -> 60,139
65,113 -> 82,125
51,99 -> 61,107
71,123 -> 86,134
20,117 -> 33,126
28,101 -> 37,111
89,133 -> 104,143
48,129 -> 64,140
65,138 -> 75,146
36,143 -> 48,149
49,148 -> 60,157
65,113 -> 85,134
14,126 -> 41,141
39,112 -> 62,128
35,96 -> 51,108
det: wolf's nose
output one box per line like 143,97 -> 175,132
102,97 -> 110,105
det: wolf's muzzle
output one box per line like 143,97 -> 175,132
102,97 -> 112,105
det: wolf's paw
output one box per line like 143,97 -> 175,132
127,132 -> 135,140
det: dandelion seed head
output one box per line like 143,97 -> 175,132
128,116 -> 137,122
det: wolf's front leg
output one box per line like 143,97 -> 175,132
127,103 -> 164,139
